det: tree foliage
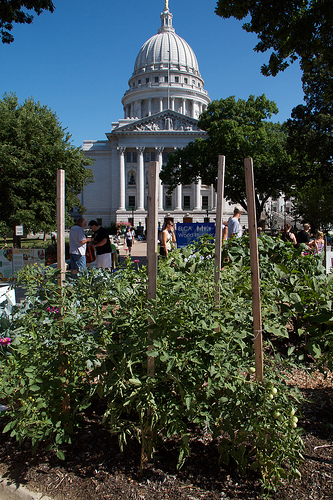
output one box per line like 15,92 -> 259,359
160,95 -> 295,222
0,0 -> 54,43
0,92 -> 93,233
285,67 -> 333,228
215,1 -> 332,85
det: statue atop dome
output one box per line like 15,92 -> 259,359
164,0 -> 169,11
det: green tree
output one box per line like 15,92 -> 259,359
284,54 -> 333,229
0,92 -> 93,234
215,0 -> 332,90
161,95 -> 295,223
290,179 -> 333,232
0,0 -> 54,43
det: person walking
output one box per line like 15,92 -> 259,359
227,206 -> 243,240
160,219 -> 176,257
125,226 -> 135,256
69,217 -> 90,275
88,220 -> 112,269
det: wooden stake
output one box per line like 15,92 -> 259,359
56,169 -> 69,413
214,155 -> 225,308
57,169 -> 66,286
147,161 -> 158,377
244,158 -> 264,383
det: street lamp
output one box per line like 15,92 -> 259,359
204,206 -> 210,223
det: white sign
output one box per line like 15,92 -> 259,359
15,225 -> 24,236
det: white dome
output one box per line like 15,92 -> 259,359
122,3 -> 210,120
134,31 -> 200,76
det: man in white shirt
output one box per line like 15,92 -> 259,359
227,206 -> 243,240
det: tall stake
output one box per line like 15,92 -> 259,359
244,158 -> 264,382
147,161 -> 158,376
214,155 -> 225,308
57,169 -> 66,286
56,169 -> 69,413
142,161 -> 159,468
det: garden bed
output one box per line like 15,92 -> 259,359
0,368 -> 332,500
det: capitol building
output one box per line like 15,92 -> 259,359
80,1 -> 235,229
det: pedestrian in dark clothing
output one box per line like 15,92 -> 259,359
88,220 -> 112,269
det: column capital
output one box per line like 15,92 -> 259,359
155,146 -> 164,154
136,146 -> 145,155
117,146 -> 126,155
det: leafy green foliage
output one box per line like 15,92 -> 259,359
0,0 -> 55,44
0,92 -> 94,233
0,265 -> 106,457
215,0 -> 332,88
161,95 -> 296,223
1,237 -> 332,490
214,1 -> 333,227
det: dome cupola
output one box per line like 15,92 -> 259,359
122,1 -> 210,120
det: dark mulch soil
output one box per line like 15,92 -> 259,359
0,368 -> 332,500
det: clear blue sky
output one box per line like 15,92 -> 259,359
0,0 -> 304,148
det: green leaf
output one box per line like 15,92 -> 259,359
56,450 -> 65,460
129,378 -> 141,387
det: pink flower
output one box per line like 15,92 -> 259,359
0,338 -> 11,346
134,260 -> 139,263
47,306 -> 59,314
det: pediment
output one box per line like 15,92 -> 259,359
112,111 -> 203,134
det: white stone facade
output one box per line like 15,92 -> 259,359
80,2 -> 234,228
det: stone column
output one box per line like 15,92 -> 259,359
156,146 -> 164,210
135,101 -> 141,119
211,184 -> 216,209
171,97 -> 175,111
130,103 -> 134,118
193,177 -> 201,210
137,146 -> 145,210
118,146 -> 126,210
175,183 -> 182,210
148,99 -> 152,116
159,97 -> 163,112
182,98 -> 186,115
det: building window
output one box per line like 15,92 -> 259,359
165,76 -> 168,83
202,195 -> 209,209
184,196 -> 191,209
184,78 -> 188,84
138,79 -> 141,85
145,152 -> 150,163
126,152 -> 137,163
146,78 -> 149,84
165,195 -> 172,209
150,151 -> 155,161
155,76 -> 159,83
175,76 -> 179,83
162,152 -> 168,164
128,196 -> 136,208
128,171 -> 136,185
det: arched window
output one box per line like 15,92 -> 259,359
128,171 -> 136,185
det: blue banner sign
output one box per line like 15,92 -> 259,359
176,223 -> 215,249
